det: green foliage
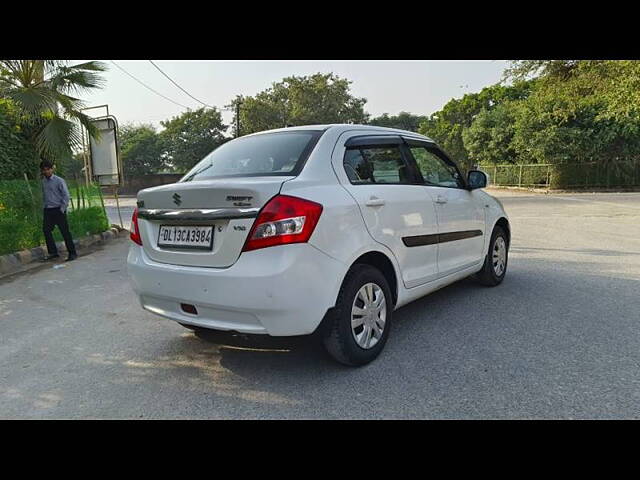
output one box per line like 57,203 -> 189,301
480,160 -> 640,189
421,117 -> 469,168
369,112 -> 427,132
0,178 -> 108,255
55,152 -> 85,180
232,73 -> 369,135
119,123 -> 165,176
160,108 -> 228,172
509,62 -> 640,166
0,178 -> 41,254
419,81 -> 533,170
0,216 -> 42,255
549,160 -> 640,188
503,60 -> 580,82
0,60 -> 107,164
0,98 -> 39,179
62,206 -> 109,241
427,61 -> 640,181
463,101 -> 520,165
595,61 -> 640,120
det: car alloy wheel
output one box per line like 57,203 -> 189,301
351,282 -> 387,349
493,236 -> 507,277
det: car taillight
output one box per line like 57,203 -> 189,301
242,195 -> 323,252
130,207 -> 143,246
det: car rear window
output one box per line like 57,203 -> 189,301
181,130 -> 323,182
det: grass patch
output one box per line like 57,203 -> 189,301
60,206 -> 110,241
0,178 -> 109,256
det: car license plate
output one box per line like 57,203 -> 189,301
158,225 -> 213,250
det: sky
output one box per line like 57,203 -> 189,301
77,60 -> 510,130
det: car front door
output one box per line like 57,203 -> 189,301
404,139 -> 486,276
335,134 -> 440,288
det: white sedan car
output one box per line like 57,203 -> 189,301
127,124 -> 510,366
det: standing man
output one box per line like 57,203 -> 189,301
40,159 -> 78,261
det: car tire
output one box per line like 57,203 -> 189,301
322,264 -> 393,366
476,225 -> 508,286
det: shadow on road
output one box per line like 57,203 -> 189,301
143,255 -> 640,418
175,276 -> 491,378
6,246 -> 639,418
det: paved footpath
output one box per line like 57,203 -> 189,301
1,192 -> 639,418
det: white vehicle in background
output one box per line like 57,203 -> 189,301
127,125 -> 510,366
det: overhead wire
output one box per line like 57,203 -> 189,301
110,60 -> 192,110
148,60 -> 216,109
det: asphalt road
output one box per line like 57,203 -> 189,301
1,191 -> 639,419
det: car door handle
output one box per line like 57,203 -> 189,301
365,197 -> 385,207
434,195 -> 448,204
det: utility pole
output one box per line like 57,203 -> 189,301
235,99 -> 242,138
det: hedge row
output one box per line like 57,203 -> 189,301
481,160 -> 640,188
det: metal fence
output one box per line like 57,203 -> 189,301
479,160 -> 640,189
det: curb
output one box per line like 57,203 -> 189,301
487,185 -> 640,194
0,225 -> 128,278
487,186 -> 551,194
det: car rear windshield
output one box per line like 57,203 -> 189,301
181,130 -> 323,182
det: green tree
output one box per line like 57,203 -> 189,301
0,60 -> 107,164
55,152 -> 85,180
504,61 -> 640,166
595,61 -> 640,121
506,60 -> 640,122
119,123 -> 165,176
369,111 -> 427,132
511,84 -> 640,164
233,73 -> 369,135
0,98 -> 39,179
463,101 -> 520,165
419,81 -> 533,170
501,61 -> 640,187
504,60 -> 581,82
160,107 -> 228,172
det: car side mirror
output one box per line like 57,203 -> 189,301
467,170 -> 487,190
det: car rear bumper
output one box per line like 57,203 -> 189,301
127,243 -> 345,336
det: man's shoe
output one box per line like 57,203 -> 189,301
43,254 -> 60,261
66,254 -> 78,262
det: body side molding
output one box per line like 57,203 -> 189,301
402,229 -> 483,247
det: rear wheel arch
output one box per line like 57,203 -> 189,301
349,251 -> 398,307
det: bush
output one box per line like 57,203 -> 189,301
480,160 -> 640,189
0,215 -> 43,255
0,178 -> 109,256
0,99 -> 39,179
62,206 -> 109,241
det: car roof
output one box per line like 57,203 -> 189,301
245,124 -> 435,143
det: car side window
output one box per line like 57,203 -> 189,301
409,146 -> 464,188
343,146 -> 413,185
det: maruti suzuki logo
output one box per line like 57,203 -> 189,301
172,193 -> 182,206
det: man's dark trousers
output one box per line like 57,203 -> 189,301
43,207 -> 77,256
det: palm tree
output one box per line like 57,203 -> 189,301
0,60 -> 107,162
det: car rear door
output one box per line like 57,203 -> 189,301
403,138 -> 486,276
334,133 -> 440,288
